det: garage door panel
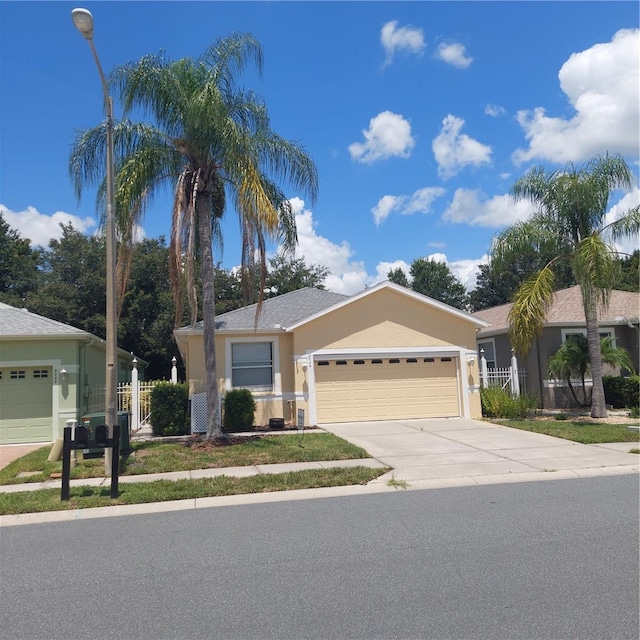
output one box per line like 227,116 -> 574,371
0,367 -> 53,443
316,358 -> 459,423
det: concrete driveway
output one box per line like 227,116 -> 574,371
322,418 -> 639,487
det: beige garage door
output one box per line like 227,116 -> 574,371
0,367 -> 53,444
315,357 -> 459,423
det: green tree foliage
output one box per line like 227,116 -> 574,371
386,267 -> 409,288
70,34 -> 318,439
613,250 -> 639,292
548,335 -> 635,408
0,212 -> 42,306
26,224 -> 107,337
265,256 -> 328,298
393,258 -> 468,310
469,250 -> 575,312
118,237 -> 183,380
493,153 -> 639,417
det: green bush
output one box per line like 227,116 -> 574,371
480,386 -> 536,419
603,375 -> 640,409
223,388 -> 256,431
150,382 -> 190,436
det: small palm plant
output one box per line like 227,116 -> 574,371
548,335 -> 635,408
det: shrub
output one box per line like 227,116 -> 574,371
480,386 -> 536,419
223,388 -> 256,431
150,382 -> 190,436
603,375 -> 640,409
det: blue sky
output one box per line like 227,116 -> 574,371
1,1 -> 638,295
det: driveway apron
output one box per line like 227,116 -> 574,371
321,418 -> 639,483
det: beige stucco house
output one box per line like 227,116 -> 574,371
0,303 -> 140,444
472,286 -> 640,409
174,282 -> 488,428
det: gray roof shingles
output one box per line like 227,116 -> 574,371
198,288 -> 348,331
0,302 -> 88,337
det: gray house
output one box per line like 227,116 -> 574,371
472,286 -> 639,409
0,303 -> 139,444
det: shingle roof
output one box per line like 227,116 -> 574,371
205,288 -> 349,331
473,285 -> 640,336
0,303 -> 89,337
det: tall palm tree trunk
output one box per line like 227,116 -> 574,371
197,198 -> 223,438
585,293 -> 607,418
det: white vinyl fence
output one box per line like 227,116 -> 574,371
480,349 -> 526,396
87,357 -> 180,431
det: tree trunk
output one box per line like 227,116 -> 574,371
585,291 -> 607,418
198,199 -> 223,439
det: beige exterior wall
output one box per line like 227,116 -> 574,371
181,288 -> 483,428
293,288 -> 477,354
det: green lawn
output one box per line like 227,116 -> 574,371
0,433 -> 369,486
0,466 -> 387,516
491,419 -> 640,444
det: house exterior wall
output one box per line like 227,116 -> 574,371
480,323 -> 638,410
292,289 -> 482,422
181,288 -> 483,427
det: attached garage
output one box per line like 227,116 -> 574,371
315,356 -> 460,423
0,366 -> 53,443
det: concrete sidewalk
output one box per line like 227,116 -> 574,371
0,457 -> 385,494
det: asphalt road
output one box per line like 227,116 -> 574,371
1,475 -> 638,640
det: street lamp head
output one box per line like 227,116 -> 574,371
71,8 -> 94,40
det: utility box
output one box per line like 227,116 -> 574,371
80,411 -> 131,457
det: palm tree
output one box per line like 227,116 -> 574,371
491,154 -> 639,417
548,335 -> 635,408
70,34 -> 318,438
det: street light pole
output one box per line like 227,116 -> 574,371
72,8 -> 117,476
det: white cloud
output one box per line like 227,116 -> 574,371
287,198 -> 372,295
513,28 -> 640,164
372,186 -> 446,225
349,111 -> 415,163
604,188 -> 640,256
0,204 -> 96,247
442,189 -> 532,227
425,252 -> 489,292
381,20 -> 425,66
434,42 -> 473,69
485,104 -> 506,117
427,241 -> 446,249
432,114 -> 492,179
375,259 -> 411,283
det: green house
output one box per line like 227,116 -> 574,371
0,303 -> 138,444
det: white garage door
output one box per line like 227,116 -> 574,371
315,357 -> 460,424
0,367 -> 53,444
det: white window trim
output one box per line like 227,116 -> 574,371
224,336 -> 281,395
477,339 -> 496,369
561,327 -> 615,344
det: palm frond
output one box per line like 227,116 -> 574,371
508,267 -> 556,356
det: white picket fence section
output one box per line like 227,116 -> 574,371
480,350 -> 526,396
87,357 -> 180,431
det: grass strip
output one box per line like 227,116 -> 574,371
0,433 -> 369,486
0,467 -> 387,515
493,419 -> 640,444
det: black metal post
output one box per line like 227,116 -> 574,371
61,426 -> 72,501
110,425 -> 119,499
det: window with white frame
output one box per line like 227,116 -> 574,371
478,341 -> 496,368
231,342 -> 273,390
562,328 -> 614,345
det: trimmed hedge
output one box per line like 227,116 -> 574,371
603,375 -> 640,410
223,388 -> 256,431
150,382 -> 190,436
